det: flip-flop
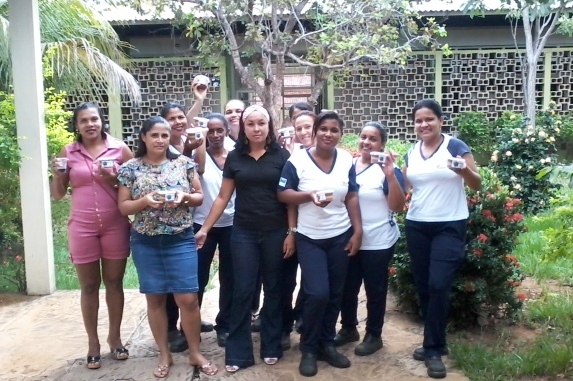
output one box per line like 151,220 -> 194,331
193,362 -> 218,376
153,364 -> 171,378
86,355 -> 101,369
225,365 -> 240,373
110,347 -> 129,360
264,357 -> 278,365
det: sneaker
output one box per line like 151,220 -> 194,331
201,321 -> 214,333
317,346 -> 350,368
413,346 -> 449,361
425,356 -> 447,379
299,353 -> 318,377
281,332 -> 291,351
333,327 -> 360,347
216,332 -> 229,348
251,316 -> 262,333
354,333 -> 383,356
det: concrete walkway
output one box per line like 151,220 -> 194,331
0,286 -> 469,381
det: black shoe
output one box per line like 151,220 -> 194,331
333,327 -> 360,347
216,332 -> 228,348
317,346 -> 350,368
354,333 -> 383,356
281,332 -> 291,351
251,316 -> 261,332
425,356 -> 447,379
169,332 -> 188,353
413,346 -> 449,361
201,320 -> 214,333
167,329 -> 180,343
299,353 -> 318,377
294,319 -> 303,334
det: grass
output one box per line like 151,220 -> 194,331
51,198 -> 140,290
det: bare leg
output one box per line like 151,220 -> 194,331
175,293 -> 209,365
146,294 -> 172,367
75,261 -> 102,357
101,258 -> 127,350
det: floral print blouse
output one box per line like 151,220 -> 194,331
118,156 -> 195,236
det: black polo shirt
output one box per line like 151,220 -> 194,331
223,147 -> 290,231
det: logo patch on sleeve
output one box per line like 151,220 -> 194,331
279,177 -> 287,187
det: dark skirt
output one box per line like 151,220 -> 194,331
130,227 -> 199,294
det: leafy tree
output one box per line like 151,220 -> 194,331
0,0 -> 140,102
465,0 -> 573,126
104,0 -> 448,126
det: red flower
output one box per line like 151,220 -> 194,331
517,292 -> 526,302
464,281 -> 476,292
505,202 -> 514,210
473,248 -> 483,257
15,255 -> 22,262
389,267 -> 397,276
512,213 -> 524,222
482,210 -> 492,217
478,234 -> 488,243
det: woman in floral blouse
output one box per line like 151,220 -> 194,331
117,116 -> 217,378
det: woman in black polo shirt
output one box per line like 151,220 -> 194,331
195,105 -> 296,373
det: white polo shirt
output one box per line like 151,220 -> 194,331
278,147 -> 359,240
405,134 -> 471,222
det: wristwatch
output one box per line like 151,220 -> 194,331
287,227 -> 298,235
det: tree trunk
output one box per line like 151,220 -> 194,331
524,60 -> 537,126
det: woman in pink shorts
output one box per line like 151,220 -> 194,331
50,103 -> 133,370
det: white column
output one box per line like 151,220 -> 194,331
108,82 -> 123,139
9,0 -> 55,295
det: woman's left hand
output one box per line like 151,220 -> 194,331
283,234 -> 296,258
165,190 -> 186,208
344,232 -> 362,256
380,149 -> 397,179
98,163 -> 119,188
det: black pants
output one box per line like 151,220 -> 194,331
339,245 -> 396,337
282,251 -> 306,333
405,219 -> 467,357
297,229 -> 352,354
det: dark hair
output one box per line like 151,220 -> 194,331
288,102 -> 313,119
235,107 -> 280,154
160,102 -> 186,118
362,122 -> 388,143
292,110 -> 317,124
135,116 -> 179,159
73,102 -> 107,142
205,113 -> 230,132
411,99 -> 443,121
313,111 -> 344,137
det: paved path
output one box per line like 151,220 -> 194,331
0,285 -> 469,381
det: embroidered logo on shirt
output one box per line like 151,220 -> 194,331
279,177 -> 287,187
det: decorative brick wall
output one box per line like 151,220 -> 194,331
550,50 -> 573,113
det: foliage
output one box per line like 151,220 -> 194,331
490,105 -> 562,213
539,204 -> 573,262
0,0 -> 140,103
0,88 -> 73,292
389,168 -> 527,327
106,0 -> 448,126
454,111 -> 495,156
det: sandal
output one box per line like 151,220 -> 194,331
225,365 -> 240,373
153,364 -> 171,378
110,346 -> 129,361
86,355 -> 101,369
264,357 -> 278,365
193,362 -> 218,376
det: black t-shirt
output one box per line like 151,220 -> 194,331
223,147 -> 290,230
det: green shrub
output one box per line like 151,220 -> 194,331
45,88 -> 73,157
454,111 -> 495,156
539,204 -> 573,262
389,168 -> 526,327
490,106 -> 562,213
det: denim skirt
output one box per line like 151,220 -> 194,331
130,227 -> 199,294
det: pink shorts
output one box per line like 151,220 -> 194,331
68,210 -> 131,264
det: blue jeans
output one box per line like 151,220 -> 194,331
297,229 -> 352,354
340,245 -> 396,337
405,219 -> 467,357
193,223 -> 233,333
225,226 -> 286,367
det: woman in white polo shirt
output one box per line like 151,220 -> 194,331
333,122 -> 406,356
278,111 -> 362,378
403,100 -> 481,379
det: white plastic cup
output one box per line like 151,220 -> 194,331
370,151 -> 388,164
316,189 -> 334,202
447,157 -> 466,169
186,127 -> 208,140
158,190 -> 177,202
100,158 -> 115,169
54,157 -> 68,173
278,127 -> 295,138
193,75 -> 210,90
193,117 -> 209,128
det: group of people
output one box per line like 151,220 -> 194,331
50,80 -> 481,379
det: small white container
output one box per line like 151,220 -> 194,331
193,117 -> 209,128
316,189 -> 334,202
447,157 -> 466,169
54,157 -> 68,173
278,127 -> 295,138
100,158 -> 115,168
370,151 -> 388,164
186,127 -> 208,140
158,190 -> 177,202
193,75 -> 210,89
